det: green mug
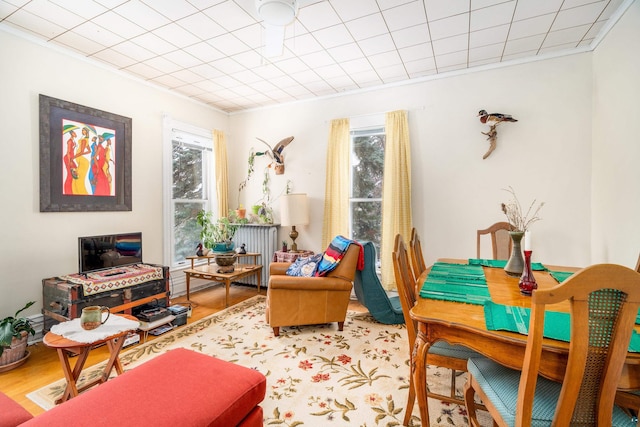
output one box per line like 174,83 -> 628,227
80,306 -> 110,330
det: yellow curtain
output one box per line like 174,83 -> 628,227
381,110 -> 412,289
213,129 -> 229,219
321,118 -> 350,249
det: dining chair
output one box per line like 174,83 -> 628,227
409,228 -> 427,279
476,221 -> 512,260
464,264 -> 640,427
393,234 -> 482,425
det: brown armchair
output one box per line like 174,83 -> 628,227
266,244 -> 360,336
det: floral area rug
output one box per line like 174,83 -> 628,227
28,295 -> 492,426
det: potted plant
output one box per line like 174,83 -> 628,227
0,301 -> 36,368
196,210 -> 240,253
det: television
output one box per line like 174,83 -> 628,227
78,232 -> 143,274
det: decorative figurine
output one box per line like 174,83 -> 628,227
477,109 -> 518,159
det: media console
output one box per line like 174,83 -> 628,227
42,263 -> 170,332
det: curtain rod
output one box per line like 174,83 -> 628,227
328,106 -> 425,122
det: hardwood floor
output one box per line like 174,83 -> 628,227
0,283 -> 366,416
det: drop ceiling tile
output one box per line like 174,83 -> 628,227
230,69 -> 262,85
125,62 -> 164,80
327,42 -> 364,62
0,2 -> 19,19
358,33 -> 395,56
154,23 -> 201,48
92,0 -> 128,8
192,79 -> 224,93
209,33 -> 250,56
391,23 -> 430,48
141,56 -> 183,74
143,0 -> 198,21
434,50 -> 467,68
314,24 -> 355,49
471,2 -> 516,31
503,34 -> 545,55
297,1 -> 341,32
377,0 -> 416,11
91,48 -> 137,68
404,56 -> 437,74
340,57 -> 374,74
50,0 -> 108,19
72,21 -> 124,46
349,68 -> 382,86
509,14 -> 555,40
345,13 -> 388,41
584,20 -> 605,39
432,33 -> 468,56
283,84 -> 314,97
190,63 -> 224,79
399,42 -> 433,62
233,24 -> 263,49
429,14 -> 468,41
177,12 -> 226,40
513,0 -> 563,21
437,62 -> 467,72
212,74 -> 244,89
232,50 -> 264,68
132,32 -> 177,55
273,56 -> 310,74
539,41 -> 578,55
267,74 -> 299,89
332,0 -> 380,21
425,0 -> 468,21
53,31 -> 105,56
599,0 -> 625,20
376,63 -> 408,81
254,63 -> 288,80
173,84 -> 207,97
23,0 -> 85,28
368,50 -> 402,68
469,43 -> 504,62
92,11 -> 146,39
6,9 -> 66,38
203,1 -> 255,31
211,56 -> 246,74
543,24 -> 590,48
469,57 -> 499,67
183,41 -> 225,62
163,49 -> 203,68
113,1 -> 169,30
471,0 -> 512,9
299,50 -> 336,68
324,73 -> 356,88
578,38 -> 594,47
247,79 -> 279,92
470,24 -> 509,48
284,32 -> 324,55
151,74 -> 188,89
502,49 -> 537,61
552,2 -> 606,30
303,79 -> 335,93
315,63 -> 347,79
383,1 -> 427,32
408,67 -> 437,79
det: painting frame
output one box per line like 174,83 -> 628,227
39,94 -> 132,212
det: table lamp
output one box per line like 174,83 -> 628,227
280,193 -> 309,252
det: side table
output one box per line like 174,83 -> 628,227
43,314 -> 139,404
272,250 -> 315,263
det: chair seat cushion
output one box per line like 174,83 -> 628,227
467,357 -> 636,427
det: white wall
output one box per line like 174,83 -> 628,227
230,53 -> 594,268
591,1 -> 640,267
0,28 -> 227,317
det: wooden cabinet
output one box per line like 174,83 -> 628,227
42,264 -> 169,332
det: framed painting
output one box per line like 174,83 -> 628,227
39,94 -> 132,212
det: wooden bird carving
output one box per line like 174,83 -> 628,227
256,136 -> 294,174
477,110 -> 517,159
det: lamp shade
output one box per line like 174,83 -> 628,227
280,193 -> 309,226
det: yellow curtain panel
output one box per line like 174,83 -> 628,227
213,129 -> 229,219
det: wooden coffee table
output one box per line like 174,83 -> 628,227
43,314 -> 139,404
183,264 -> 263,307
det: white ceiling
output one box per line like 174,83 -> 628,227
0,0 -> 629,113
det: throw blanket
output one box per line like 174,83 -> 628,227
315,235 -> 364,277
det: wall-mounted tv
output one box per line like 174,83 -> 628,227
78,232 -> 143,274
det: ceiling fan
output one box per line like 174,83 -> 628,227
254,0 -> 311,58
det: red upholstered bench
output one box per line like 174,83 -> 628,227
2,348 -> 266,427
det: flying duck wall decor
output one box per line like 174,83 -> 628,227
255,136 -> 294,174
477,109 -> 518,159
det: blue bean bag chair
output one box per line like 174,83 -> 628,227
353,241 -> 404,324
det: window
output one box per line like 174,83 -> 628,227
163,119 -> 216,268
350,127 -> 385,262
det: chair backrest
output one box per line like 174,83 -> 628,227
516,264 -> 640,426
392,234 -> 417,349
409,228 -> 427,279
476,221 -> 512,260
325,244 -> 360,282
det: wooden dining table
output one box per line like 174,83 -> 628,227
409,259 -> 640,426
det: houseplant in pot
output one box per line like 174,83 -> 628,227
0,301 -> 36,370
196,210 -> 240,253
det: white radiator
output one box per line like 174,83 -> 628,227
234,224 -> 279,287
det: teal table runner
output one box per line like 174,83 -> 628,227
468,258 -> 547,271
484,301 -> 640,352
549,270 -> 640,324
420,262 -> 491,305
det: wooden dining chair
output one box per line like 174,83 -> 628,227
393,234 -> 482,425
464,264 -> 640,427
409,228 -> 427,279
476,221 -> 512,260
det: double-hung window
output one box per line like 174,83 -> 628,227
350,127 -> 385,264
164,121 -> 216,268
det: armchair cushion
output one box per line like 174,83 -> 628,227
286,253 -> 322,277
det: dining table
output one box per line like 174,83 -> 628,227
409,258 -> 640,426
